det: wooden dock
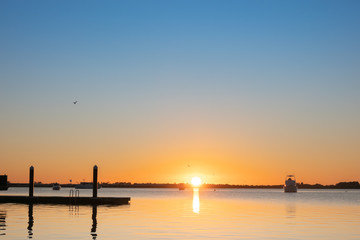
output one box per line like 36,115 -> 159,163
0,165 -> 131,205
0,195 -> 130,205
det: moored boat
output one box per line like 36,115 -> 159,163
284,175 -> 297,192
52,183 -> 61,190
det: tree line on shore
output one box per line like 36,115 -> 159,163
7,181 -> 360,189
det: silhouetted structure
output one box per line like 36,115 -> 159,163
93,165 -> 98,198
0,175 -> 8,191
29,166 -> 34,197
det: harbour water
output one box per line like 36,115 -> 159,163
0,188 -> 359,239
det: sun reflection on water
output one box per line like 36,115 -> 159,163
192,188 -> 200,214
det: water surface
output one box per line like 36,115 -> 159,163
0,188 -> 359,239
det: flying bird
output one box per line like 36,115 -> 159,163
73,101 -> 78,104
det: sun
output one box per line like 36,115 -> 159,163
191,176 -> 202,187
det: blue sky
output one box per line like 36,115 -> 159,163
1,0 -> 360,184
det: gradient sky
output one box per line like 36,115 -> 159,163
1,0 -> 359,185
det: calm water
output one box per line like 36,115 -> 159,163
0,188 -> 359,239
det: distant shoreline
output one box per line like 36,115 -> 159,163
6,181 -> 360,189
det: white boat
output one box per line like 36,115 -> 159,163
284,175 -> 297,192
75,182 -> 101,189
52,183 -> 61,190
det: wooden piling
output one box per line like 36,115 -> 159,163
29,166 -> 34,197
93,165 -> 98,198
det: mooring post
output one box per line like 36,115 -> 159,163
93,165 -> 98,198
29,166 -> 34,197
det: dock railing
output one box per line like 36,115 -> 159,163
69,190 -> 80,204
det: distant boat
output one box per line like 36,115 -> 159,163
52,183 -> 61,190
178,183 -> 185,190
0,175 -> 8,191
75,182 -> 101,189
284,175 -> 297,193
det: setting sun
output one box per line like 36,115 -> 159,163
191,176 -> 202,187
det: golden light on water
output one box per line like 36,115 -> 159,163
192,188 -> 200,214
191,176 -> 202,187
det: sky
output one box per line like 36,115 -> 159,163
1,0 -> 360,185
